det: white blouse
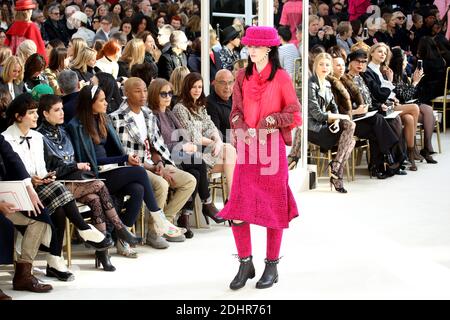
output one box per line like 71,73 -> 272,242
368,62 -> 396,100
95,56 -> 119,79
2,124 -> 48,178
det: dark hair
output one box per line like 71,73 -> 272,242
24,54 -> 46,81
190,37 -> 201,54
47,39 -> 64,50
179,72 -> 206,112
120,17 -> 133,41
389,47 -> 405,82
76,85 -> 107,144
95,72 -> 124,114
328,45 -> 346,59
278,26 -> 292,42
245,47 -> 282,81
131,13 -> 157,36
48,47 -> 68,72
38,94 -> 62,120
0,86 -> 11,117
130,62 -> 158,87
5,93 -> 37,126
417,36 -> 442,60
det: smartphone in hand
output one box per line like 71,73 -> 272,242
417,59 -> 423,70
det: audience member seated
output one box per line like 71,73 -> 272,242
0,134 -> 53,298
2,93 -> 110,282
37,94 -> 141,271
173,72 -> 237,196
389,47 -> 437,164
0,56 -> 25,101
70,47 -> 97,84
148,78 -> 224,234
109,77 -> 196,244
308,53 -> 355,193
67,85 -> 184,258
206,69 -> 234,143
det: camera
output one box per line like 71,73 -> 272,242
417,59 -> 423,70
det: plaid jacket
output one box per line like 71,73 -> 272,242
109,100 -> 174,166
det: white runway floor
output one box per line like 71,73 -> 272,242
1,133 -> 450,300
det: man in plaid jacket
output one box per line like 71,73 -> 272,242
109,78 -> 196,248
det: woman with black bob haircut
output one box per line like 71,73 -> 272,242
67,85 -> 184,259
2,93 -> 111,282
23,53 -> 48,92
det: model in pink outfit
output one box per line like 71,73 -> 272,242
435,0 -> 450,40
218,26 -> 302,290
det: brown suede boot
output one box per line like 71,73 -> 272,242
0,288 -> 12,300
13,262 -> 53,293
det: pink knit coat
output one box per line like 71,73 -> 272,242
218,65 -> 301,229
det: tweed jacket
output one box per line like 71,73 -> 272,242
109,100 -> 174,166
308,75 -> 338,133
172,101 -> 219,167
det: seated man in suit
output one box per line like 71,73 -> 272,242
0,134 -> 53,300
206,69 -> 234,143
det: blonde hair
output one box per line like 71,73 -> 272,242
351,41 -> 370,53
2,56 -> 24,84
70,38 -> 88,59
313,52 -> 333,78
15,9 -> 32,22
120,38 -> 145,70
16,40 -> 37,64
169,66 -> 190,96
70,47 -> 97,73
0,47 -> 12,66
368,42 -> 391,66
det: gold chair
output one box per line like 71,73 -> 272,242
208,171 -> 227,204
416,112 -> 442,154
307,142 -> 351,182
351,138 -> 370,181
431,66 -> 450,133
64,202 -> 91,267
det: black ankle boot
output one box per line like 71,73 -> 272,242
229,256 -> 255,290
46,265 -> 75,282
256,258 -> 279,289
95,250 -> 116,272
116,227 -> 142,245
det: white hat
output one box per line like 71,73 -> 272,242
71,11 -> 87,24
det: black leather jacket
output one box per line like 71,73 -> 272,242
308,75 -> 338,132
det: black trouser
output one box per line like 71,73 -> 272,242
100,166 -> 159,227
179,153 -> 210,211
355,113 -> 398,168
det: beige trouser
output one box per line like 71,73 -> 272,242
146,165 -> 196,229
5,212 -> 50,264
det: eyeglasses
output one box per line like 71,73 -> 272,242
216,80 -> 235,87
355,59 -> 368,64
397,16 -> 405,20
51,12 -> 60,15
159,91 -> 173,98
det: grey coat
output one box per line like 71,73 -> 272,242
308,75 -> 338,133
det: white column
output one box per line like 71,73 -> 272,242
245,0 -> 254,26
258,0 -> 274,26
201,0 -> 210,95
300,0 -> 309,170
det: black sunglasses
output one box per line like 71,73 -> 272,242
160,91 -> 173,98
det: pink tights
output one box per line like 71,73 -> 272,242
231,224 -> 283,260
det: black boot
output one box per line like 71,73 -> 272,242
229,256 -> 255,290
116,227 -> 142,245
256,258 -> 279,289
95,250 -> 116,272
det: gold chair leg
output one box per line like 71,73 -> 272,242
436,120 -> 442,153
65,218 -> 71,267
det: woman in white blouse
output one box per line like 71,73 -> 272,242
2,93 -> 112,282
0,56 -> 24,101
95,40 -> 121,79
366,43 -> 421,170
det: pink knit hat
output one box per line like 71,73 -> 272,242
241,26 -> 281,47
